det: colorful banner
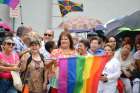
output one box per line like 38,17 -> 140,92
58,55 -> 108,93
0,0 -> 19,9
58,0 -> 83,17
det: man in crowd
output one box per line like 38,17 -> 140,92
87,36 -> 105,56
13,26 -> 31,55
40,29 -> 54,59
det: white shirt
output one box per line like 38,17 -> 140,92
102,57 -> 121,83
39,41 -> 51,59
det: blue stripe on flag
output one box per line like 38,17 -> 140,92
67,57 -> 77,93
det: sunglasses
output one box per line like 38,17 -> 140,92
44,33 -> 52,37
5,42 -> 15,46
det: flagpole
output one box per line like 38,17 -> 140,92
12,17 -> 15,31
19,0 -> 23,25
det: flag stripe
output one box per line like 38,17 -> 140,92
0,0 -> 4,3
9,0 -> 19,9
74,56 -> 85,93
67,57 -> 77,93
4,0 -> 10,4
85,56 -> 102,93
58,58 -> 68,93
58,56 -> 108,93
0,0 -> 5,3
80,56 -> 94,93
0,0 -> 19,9
89,56 -> 108,93
58,0 -> 83,17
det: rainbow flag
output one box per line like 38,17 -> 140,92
0,0 -> 19,9
57,55 -> 108,93
58,0 -> 83,17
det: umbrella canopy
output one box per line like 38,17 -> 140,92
58,17 -> 102,30
111,27 -> 140,40
69,29 -> 91,33
104,16 -> 125,32
0,21 -> 14,44
105,10 -> 140,36
122,10 -> 140,29
0,22 -> 12,32
68,24 -> 105,33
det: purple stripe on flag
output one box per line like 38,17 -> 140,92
58,58 -> 68,93
9,0 -> 19,9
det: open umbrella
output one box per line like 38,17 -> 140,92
68,24 -> 105,33
122,10 -> 140,29
104,16 -> 125,32
0,22 -> 12,32
58,17 -> 102,30
105,10 -> 140,36
114,27 -> 140,40
0,21 -> 14,45
69,29 -> 91,33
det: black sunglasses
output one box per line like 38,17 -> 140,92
44,33 -> 52,37
5,42 -> 15,46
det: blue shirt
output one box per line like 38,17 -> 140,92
87,48 -> 105,56
13,36 -> 27,53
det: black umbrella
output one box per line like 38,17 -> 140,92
105,10 -> 140,37
115,27 -> 140,40
122,10 -> 140,29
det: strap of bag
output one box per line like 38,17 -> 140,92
39,53 -> 45,82
22,52 -> 32,83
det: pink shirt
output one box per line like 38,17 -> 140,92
0,52 -> 19,79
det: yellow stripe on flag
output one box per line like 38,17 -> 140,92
80,56 -> 94,93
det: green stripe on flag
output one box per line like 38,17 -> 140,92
74,56 -> 85,93
0,0 -> 4,3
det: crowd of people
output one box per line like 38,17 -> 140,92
0,26 -> 140,93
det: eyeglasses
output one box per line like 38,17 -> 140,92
5,42 -> 15,46
44,33 -> 52,37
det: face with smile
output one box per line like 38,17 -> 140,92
60,35 -> 70,49
121,44 -> 131,56
30,41 -> 40,53
90,40 -> 99,51
77,42 -> 86,55
108,37 -> 116,50
104,45 -> 113,57
43,30 -> 54,42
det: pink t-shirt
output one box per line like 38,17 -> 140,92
0,52 -> 19,79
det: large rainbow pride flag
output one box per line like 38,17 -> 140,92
0,0 -> 19,9
57,55 -> 108,93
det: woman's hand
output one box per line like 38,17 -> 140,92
12,65 -> 20,71
43,82 -> 47,93
45,59 -> 57,68
100,74 -> 108,82
0,65 -> 20,72
122,69 -> 132,78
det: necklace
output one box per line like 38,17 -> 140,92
32,59 -> 41,70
